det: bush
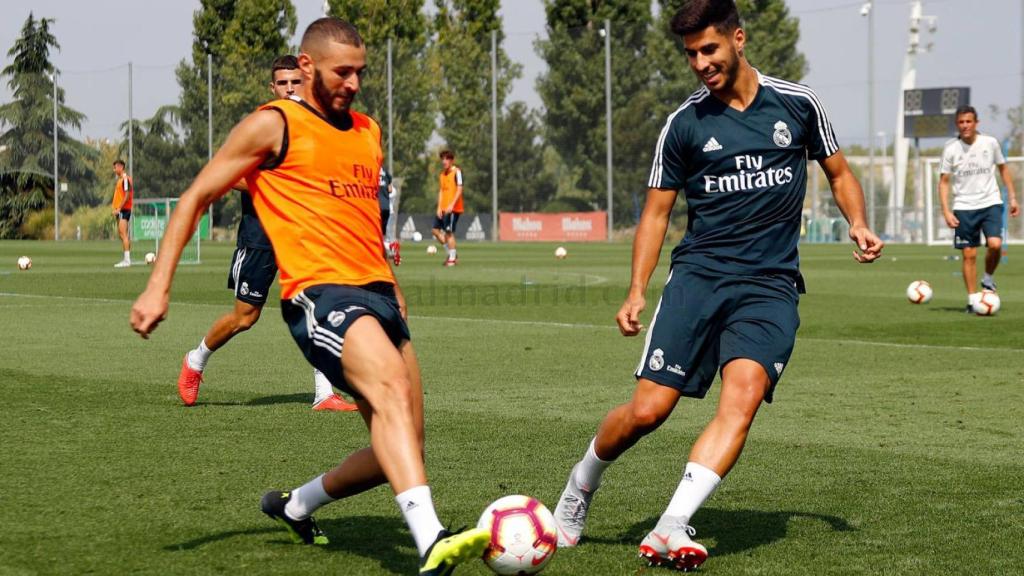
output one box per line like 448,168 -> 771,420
19,208 -> 54,239
60,205 -> 117,240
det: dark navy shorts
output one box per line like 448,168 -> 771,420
432,212 -> 460,234
281,283 -> 410,398
635,266 -> 801,403
953,205 -> 1003,249
227,246 -> 278,306
380,209 -> 391,237
116,209 -> 132,221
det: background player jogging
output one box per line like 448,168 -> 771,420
176,55 -> 356,412
550,0 -> 883,571
130,17 -> 488,576
938,105 -> 1019,311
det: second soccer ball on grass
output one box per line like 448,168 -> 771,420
906,280 -> 932,304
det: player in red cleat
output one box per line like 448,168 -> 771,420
177,356 -> 203,406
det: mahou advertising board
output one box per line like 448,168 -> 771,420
499,212 -> 607,242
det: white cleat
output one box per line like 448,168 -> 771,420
114,260 -> 131,268
552,464 -> 594,547
638,518 -> 707,572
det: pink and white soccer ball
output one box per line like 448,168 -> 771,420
477,495 -> 557,575
973,290 -> 1000,316
906,280 -> 932,304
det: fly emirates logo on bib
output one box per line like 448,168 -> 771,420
327,163 -> 380,200
703,154 -> 793,194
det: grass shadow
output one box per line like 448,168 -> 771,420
196,393 -> 311,407
163,515 -> 413,574
587,507 -> 854,557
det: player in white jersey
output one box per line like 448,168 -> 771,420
939,106 -> 1019,310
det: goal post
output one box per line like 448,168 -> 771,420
924,156 -> 1024,246
130,198 -> 206,264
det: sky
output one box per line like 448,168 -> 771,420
1,0 -> 1021,150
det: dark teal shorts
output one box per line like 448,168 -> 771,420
634,265 -> 801,403
953,205 -> 1003,249
281,283 -> 410,398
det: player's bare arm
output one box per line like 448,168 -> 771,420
997,163 -> 1020,217
937,172 -> 959,227
617,188 -> 677,336
448,185 -> 463,214
131,109 -> 285,338
819,150 -> 883,263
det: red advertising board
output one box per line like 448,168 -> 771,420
499,212 -> 607,242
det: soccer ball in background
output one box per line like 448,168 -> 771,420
477,495 -> 557,575
145,252 -> 157,265
426,245 -> 438,255
412,231 -> 423,242
554,246 -> 567,260
906,280 -> 932,304
16,256 -> 32,270
973,290 -> 1000,316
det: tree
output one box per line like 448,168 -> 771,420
536,0 -> 653,224
328,0 -> 436,211
433,0 -> 521,213
120,106 -> 193,199
0,13 -> 96,238
175,0 -> 296,226
497,102 -> 554,211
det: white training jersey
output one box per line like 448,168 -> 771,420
940,134 -> 1006,210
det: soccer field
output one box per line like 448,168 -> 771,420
1,240 -> 1022,575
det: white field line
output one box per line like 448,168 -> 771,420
0,291 -> 1017,352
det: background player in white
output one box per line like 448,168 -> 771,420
938,105 -> 1019,310
551,0 -> 882,571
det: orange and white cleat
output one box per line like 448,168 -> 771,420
313,394 -> 359,412
638,519 -> 707,571
443,257 -> 457,267
177,355 -> 203,406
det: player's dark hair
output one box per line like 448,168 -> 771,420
955,105 -> 977,120
113,159 -> 125,167
671,0 -> 742,36
270,55 -> 299,81
439,150 -> 455,160
301,17 -> 364,53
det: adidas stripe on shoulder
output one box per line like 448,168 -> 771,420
759,74 -> 838,157
648,87 -> 710,188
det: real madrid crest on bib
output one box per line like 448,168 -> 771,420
773,120 -> 792,148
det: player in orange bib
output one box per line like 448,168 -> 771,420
431,150 -> 463,266
130,17 -> 487,575
111,159 -> 133,268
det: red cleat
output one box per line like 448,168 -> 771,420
313,394 -> 359,412
390,241 -> 401,266
177,355 -> 203,406
443,257 -> 457,267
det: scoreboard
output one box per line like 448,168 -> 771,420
903,87 -> 971,139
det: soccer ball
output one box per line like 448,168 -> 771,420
145,252 -> 157,265
554,246 -> 567,260
16,256 -> 31,270
412,231 -> 423,242
477,495 -> 557,575
426,245 -> 438,255
973,290 -> 1000,316
905,280 -> 932,304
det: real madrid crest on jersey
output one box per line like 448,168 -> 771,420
773,120 -> 792,148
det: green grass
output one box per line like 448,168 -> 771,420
1,239 -> 1022,575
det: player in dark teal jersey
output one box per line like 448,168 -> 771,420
176,55 -> 357,412
552,1 -> 883,571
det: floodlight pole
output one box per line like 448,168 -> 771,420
604,19 -> 613,241
491,29 -> 499,242
387,38 -> 393,175
207,52 -> 214,239
52,71 -> 59,241
128,61 -> 134,182
862,2 -> 875,231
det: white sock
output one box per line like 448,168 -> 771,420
983,273 -> 993,285
186,339 -> 213,372
396,485 -> 445,556
448,248 -> 457,260
284,474 -> 336,520
662,462 -> 721,521
312,369 -> 334,404
572,438 -> 613,492
123,250 -> 130,261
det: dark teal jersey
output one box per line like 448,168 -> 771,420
237,191 -> 273,250
647,71 -> 839,276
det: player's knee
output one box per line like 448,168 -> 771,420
987,237 -> 1002,250
374,375 -> 416,414
628,399 -> 671,434
234,308 -> 262,330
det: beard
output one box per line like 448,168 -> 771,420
313,68 -> 355,127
